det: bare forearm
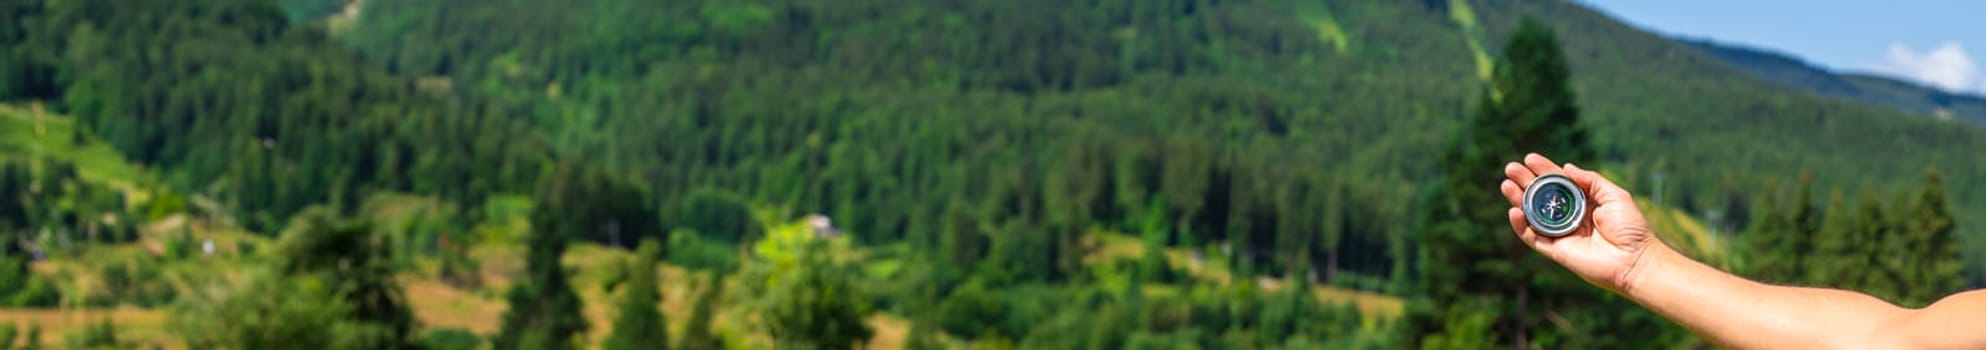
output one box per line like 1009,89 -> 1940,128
1622,244 -> 1909,349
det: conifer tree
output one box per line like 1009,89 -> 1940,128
678,273 -> 727,350
1740,175 -> 1817,283
903,287 -> 944,350
1414,17 -> 1598,346
1898,169 -> 1961,306
763,240 -> 872,349
1806,192 -> 1854,286
493,163 -> 592,350
1850,191 -> 1895,299
275,208 -> 420,349
603,239 -> 668,350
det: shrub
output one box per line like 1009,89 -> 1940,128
675,189 -> 759,243
421,328 -> 482,350
665,229 -> 739,272
65,318 -> 119,349
937,283 -> 1002,338
0,323 -> 16,348
6,274 -> 58,307
95,259 -> 176,307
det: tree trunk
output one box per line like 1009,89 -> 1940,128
1514,285 -> 1530,349
1326,248 -> 1340,283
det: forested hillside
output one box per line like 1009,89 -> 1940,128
2,0 -> 1982,348
1,0 -> 551,232
332,0 -> 1986,281
337,0 -> 1481,285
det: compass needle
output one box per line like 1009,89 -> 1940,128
1522,173 -> 1586,237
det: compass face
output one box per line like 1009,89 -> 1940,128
1535,187 -> 1575,226
1523,173 -> 1586,237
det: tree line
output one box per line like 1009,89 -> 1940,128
1,0 -> 1978,348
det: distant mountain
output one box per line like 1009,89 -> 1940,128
1682,38 -> 1986,124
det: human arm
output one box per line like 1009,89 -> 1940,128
1499,153 -> 1986,349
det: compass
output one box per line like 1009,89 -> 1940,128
1522,173 -> 1587,237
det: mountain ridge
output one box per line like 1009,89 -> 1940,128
1680,38 -> 1986,124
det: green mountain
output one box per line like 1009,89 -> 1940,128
6,0 -> 1986,346
9,0 -> 1985,283
1682,38 -> 1986,125
378,0 -> 1986,265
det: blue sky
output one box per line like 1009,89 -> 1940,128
1579,0 -> 1986,94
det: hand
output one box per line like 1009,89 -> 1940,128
1498,153 -> 1663,293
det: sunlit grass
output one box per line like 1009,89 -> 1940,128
1085,230 -> 1405,318
1449,0 -> 1495,85
1640,198 -> 1732,268
1295,2 -> 1351,54
0,103 -> 150,201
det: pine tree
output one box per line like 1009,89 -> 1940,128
1740,179 -> 1789,279
603,239 -> 668,350
67,318 -> 119,349
1898,168 -> 1961,306
1850,191 -> 1895,299
677,273 -> 727,350
763,240 -> 873,349
1740,174 -> 1818,283
493,163 -> 592,350
1413,17 -> 1598,347
272,208 -> 421,349
903,287 -> 944,350
1806,192 -> 1854,286
1321,179 -> 1347,283
1137,233 -> 1173,284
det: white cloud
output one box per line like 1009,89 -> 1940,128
1872,42 -> 1982,94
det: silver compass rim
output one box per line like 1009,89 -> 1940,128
1523,173 -> 1586,237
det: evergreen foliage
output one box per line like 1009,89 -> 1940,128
493,165 -> 594,350
1416,17 -> 1582,346
760,240 -> 873,349
174,208 -> 420,349
1742,169 -> 1964,307
603,238 -> 669,350
677,273 -> 728,350
64,318 -> 118,349
420,328 -> 483,350
1,0 -> 553,232
0,0 -> 1980,348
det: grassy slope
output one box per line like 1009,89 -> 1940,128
0,169 -> 905,349
6,205 -> 1419,350
1086,232 -> 1406,318
0,103 -> 149,200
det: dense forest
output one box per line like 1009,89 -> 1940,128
0,0 -> 1981,348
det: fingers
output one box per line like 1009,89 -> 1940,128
1507,207 -> 1550,252
1504,162 -> 1538,188
1500,179 -> 1524,207
1523,153 -> 1565,179
1506,207 -> 1531,240
1505,153 -> 1565,205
